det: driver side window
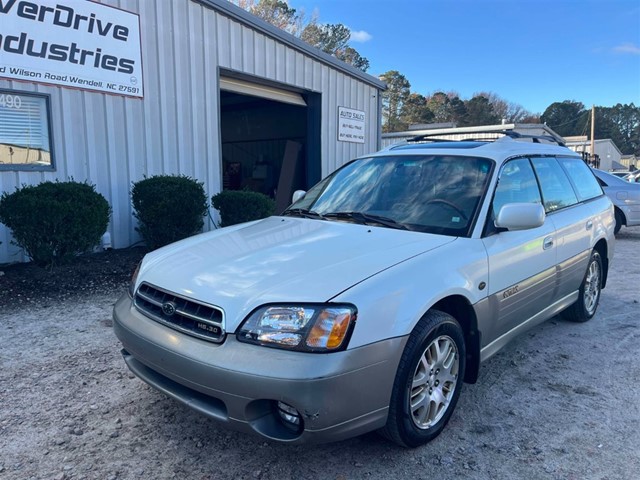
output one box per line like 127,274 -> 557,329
492,158 -> 542,218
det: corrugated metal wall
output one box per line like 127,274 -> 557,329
0,0 -> 381,264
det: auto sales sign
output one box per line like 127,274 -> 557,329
0,0 -> 143,97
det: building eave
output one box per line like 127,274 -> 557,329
194,0 -> 386,91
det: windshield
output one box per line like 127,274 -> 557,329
286,155 -> 493,236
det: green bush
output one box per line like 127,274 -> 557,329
0,181 -> 110,267
132,175 -> 207,249
212,190 -> 275,227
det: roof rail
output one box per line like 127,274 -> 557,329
501,130 -> 566,147
405,129 -> 566,147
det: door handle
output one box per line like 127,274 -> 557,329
586,220 -> 593,230
543,236 -> 554,250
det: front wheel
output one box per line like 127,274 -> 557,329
563,250 -> 603,322
381,310 -> 465,448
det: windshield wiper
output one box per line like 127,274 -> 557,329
324,211 -> 410,230
282,208 -> 327,220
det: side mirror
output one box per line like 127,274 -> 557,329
495,203 -> 545,231
292,190 -> 306,204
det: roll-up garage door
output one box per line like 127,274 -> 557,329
219,77 -> 306,107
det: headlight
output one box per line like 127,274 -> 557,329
128,261 -> 142,298
237,304 -> 357,352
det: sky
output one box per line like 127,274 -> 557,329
287,0 -> 640,115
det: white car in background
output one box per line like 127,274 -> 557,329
592,169 -> 640,234
623,170 -> 640,183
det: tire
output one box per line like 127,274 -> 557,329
381,310 -> 465,448
614,209 -> 623,235
563,250 -> 603,322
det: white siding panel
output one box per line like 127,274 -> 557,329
157,1 -> 179,174
216,13 -> 230,69
254,32 -> 267,78
285,48 -> 296,85
229,21 -> 243,71
275,43 -> 286,83
104,97 -> 130,249
139,0 -> 161,177
59,90 -> 88,181
173,1 -> 193,177
264,37 -> 276,80
303,56 -> 314,91
242,26 -> 255,75
187,4 -> 206,180
294,52 -> 304,88
313,61 -> 323,92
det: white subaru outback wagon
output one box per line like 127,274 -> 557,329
114,132 -> 615,447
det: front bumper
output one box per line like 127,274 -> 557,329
113,293 -> 407,444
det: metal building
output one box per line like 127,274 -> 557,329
0,0 -> 385,264
564,137 -> 624,172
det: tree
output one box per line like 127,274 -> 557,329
400,93 -> 434,127
236,0 -> 303,35
447,96 -> 468,125
596,103 -> 640,156
379,70 -> 411,132
425,92 -> 453,123
539,101 -> 639,155
334,46 -> 370,72
541,101 -> 587,137
422,92 -> 467,125
301,23 -> 350,54
477,92 -> 532,123
520,114 -> 542,124
462,95 -> 500,126
300,22 -> 369,71
235,1 -> 370,71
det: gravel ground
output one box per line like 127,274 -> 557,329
1,228 -> 639,480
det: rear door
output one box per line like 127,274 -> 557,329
531,157 -> 595,301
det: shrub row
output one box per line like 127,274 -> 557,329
0,176 -> 275,267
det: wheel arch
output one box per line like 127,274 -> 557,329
431,295 -> 481,384
593,238 -> 609,289
614,206 -> 627,226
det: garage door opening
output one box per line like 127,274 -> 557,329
220,77 -> 320,212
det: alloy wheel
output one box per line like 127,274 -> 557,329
409,335 -> 459,429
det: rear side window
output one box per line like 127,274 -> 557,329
557,157 -> 603,201
531,157 -> 578,213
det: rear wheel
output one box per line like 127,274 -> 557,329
381,310 -> 465,447
563,250 -> 602,322
614,209 -> 624,235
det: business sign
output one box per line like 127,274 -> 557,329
0,0 -> 143,97
338,106 -> 365,144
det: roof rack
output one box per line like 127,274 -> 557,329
405,129 -> 566,147
500,130 -> 566,146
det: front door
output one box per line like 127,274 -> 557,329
481,158 -> 557,348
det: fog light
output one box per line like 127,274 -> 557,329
276,401 -> 302,432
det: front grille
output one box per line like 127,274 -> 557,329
134,283 -> 225,343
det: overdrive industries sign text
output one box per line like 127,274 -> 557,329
0,0 -> 143,97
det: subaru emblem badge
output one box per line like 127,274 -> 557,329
162,301 -> 177,317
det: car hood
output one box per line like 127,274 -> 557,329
137,216 -> 455,331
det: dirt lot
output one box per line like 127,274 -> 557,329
1,228 -> 639,480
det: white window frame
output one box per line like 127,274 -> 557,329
0,89 -> 55,171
